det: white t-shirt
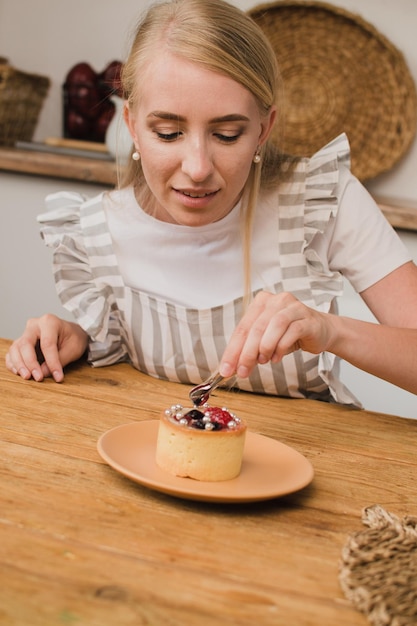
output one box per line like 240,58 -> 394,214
105,167 -> 410,309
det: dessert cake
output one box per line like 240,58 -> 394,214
156,403 -> 247,481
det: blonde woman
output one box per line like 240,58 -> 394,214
6,0 -> 417,404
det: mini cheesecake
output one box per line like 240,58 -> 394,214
155,404 -> 247,481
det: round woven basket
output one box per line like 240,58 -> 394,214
248,1 -> 417,180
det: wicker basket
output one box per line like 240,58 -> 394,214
248,1 -> 417,180
0,61 -> 50,147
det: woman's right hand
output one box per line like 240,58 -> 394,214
5,314 -> 89,382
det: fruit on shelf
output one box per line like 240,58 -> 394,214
63,60 -> 123,143
99,60 -> 124,98
65,62 -> 97,86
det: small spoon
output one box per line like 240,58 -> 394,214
189,371 -> 227,407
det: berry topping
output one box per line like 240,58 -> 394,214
165,404 -> 240,431
184,409 -> 205,421
204,406 -> 233,428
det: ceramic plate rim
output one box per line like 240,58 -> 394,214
97,420 -> 314,503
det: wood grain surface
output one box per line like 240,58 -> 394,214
1,338 -> 416,626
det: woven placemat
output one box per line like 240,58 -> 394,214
248,1 -> 417,181
339,505 -> 417,626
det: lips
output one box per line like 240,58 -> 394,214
182,191 -> 213,198
172,187 -> 220,213
176,188 -> 218,199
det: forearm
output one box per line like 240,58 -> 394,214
327,315 -> 417,395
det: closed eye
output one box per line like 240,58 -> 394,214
215,133 -> 241,143
156,131 -> 181,141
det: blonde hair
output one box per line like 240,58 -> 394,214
120,0 -> 297,303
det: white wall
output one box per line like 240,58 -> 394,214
1,0 -> 416,201
0,173 -> 105,335
1,0 -> 417,418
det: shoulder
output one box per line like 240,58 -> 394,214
38,190 -> 105,224
305,133 -> 351,201
37,190 -> 108,247
327,170 -> 411,291
302,134 -> 353,243
277,133 -> 351,207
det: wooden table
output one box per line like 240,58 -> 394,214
1,338 -> 416,625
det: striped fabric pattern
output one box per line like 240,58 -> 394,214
38,134 -> 359,405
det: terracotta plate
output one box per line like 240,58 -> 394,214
97,420 -> 314,503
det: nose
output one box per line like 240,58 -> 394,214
181,137 -> 214,182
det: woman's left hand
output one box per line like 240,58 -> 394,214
219,291 -> 334,379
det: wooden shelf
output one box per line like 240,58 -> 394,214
1,146 -> 417,231
0,146 -> 117,186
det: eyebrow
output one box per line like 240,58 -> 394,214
147,111 -> 250,123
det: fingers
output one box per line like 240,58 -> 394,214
220,291 -> 284,377
5,349 -> 29,378
37,333 -> 65,382
6,347 -> 45,381
256,305 -> 308,363
219,292 -> 269,377
5,315 -> 65,383
6,336 -> 45,382
220,291 -> 315,379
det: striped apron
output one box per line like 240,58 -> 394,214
38,134 -> 359,405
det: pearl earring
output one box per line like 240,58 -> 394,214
253,149 -> 261,164
132,150 -> 140,161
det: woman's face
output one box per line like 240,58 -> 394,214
125,51 -> 275,226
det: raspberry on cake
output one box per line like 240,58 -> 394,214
155,403 -> 247,481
